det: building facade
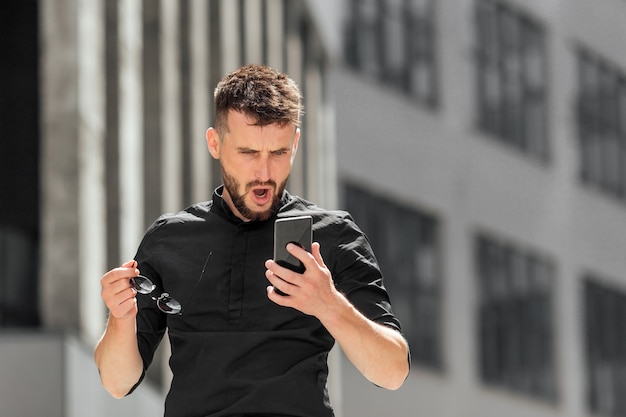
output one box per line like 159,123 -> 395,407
3,1 -> 626,416
331,1 -> 626,417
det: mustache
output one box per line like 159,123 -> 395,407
246,180 -> 276,190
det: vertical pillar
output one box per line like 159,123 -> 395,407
266,0 -> 284,71
243,0 -> 263,64
304,65 -> 322,204
118,0 -> 144,259
220,0 -> 241,74
284,11 -> 305,197
190,0 -> 212,202
40,0 -> 81,330
77,0 -> 107,343
160,0 -> 183,213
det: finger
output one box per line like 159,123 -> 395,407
112,286 -> 137,304
101,264 -> 140,286
286,243 -> 315,267
110,294 -> 138,319
266,261 -> 304,298
265,259 -> 291,279
311,242 -> 326,267
286,242 -> 305,257
102,285 -> 135,314
109,275 -> 136,295
266,285 -> 290,304
265,267 -> 293,292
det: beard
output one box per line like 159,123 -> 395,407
222,166 -> 287,222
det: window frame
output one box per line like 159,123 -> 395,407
475,233 -> 557,400
576,47 -> 626,201
344,0 -> 439,108
584,276 -> 626,417
474,0 -> 549,161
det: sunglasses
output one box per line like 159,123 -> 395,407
130,275 -> 182,314
130,252 -> 212,315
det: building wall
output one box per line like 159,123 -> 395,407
0,332 -> 164,417
332,1 -> 626,417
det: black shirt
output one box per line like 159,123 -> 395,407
132,186 -> 402,417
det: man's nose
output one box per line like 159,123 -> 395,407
254,156 -> 271,181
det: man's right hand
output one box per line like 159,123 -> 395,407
100,259 -> 140,320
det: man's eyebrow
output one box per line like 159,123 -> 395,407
272,146 -> 292,152
236,146 -> 291,153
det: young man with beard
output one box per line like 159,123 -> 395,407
95,64 -> 409,417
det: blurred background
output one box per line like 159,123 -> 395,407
1,0 -> 625,416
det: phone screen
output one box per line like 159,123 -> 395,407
273,215 -> 312,274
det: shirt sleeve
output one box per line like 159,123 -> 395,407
328,213 -> 403,333
133,218 -> 168,375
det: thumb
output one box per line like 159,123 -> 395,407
311,242 -> 326,268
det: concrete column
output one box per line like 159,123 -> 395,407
118,0 -> 144,259
40,0 -> 81,330
243,0 -> 263,64
304,65 -> 322,204
220,0 -> 241,74
77,0 -> 107,343
266,0 -> 284,71
285,34 -> 305,197
160,0 -> 183,213
190,0 -> 212,202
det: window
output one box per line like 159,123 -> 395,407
576,48 -> 626,200
475,234 -> 557,400
584,278 -> 626,417
474,0 -> 548,160
344,0 -> 438,107
344,183 -> 442,369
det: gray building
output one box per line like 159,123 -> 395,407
329,1 -> 626,417
2,1 -> 626,417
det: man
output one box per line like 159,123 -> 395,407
95,64 -> 409,417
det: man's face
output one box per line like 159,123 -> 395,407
207,111 -> 300,222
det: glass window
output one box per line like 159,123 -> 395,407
474,0 -> 548,160
584,278 -> 626,417
576,48 -> 626,200
344,0 -> 438,108
475,234 -> 557,400
344,183 -> 442,370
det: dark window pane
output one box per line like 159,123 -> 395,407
343,0 -> 438,108
576,48 -> 626,200
475,234 -> 557,400
474,0 -> 548,160
584,278 -> 626,417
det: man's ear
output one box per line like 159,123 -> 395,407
206,127 -> 220,159
291,128 -> 301,163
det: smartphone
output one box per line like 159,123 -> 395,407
273,215 -> 313,274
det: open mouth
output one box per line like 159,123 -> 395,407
253,188 -> 268,198
251,187 -> 272,204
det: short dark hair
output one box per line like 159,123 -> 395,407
213,64 -> 304,136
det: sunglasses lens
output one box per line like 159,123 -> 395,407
157,293 -> 182,315
131,275 -> 157,294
